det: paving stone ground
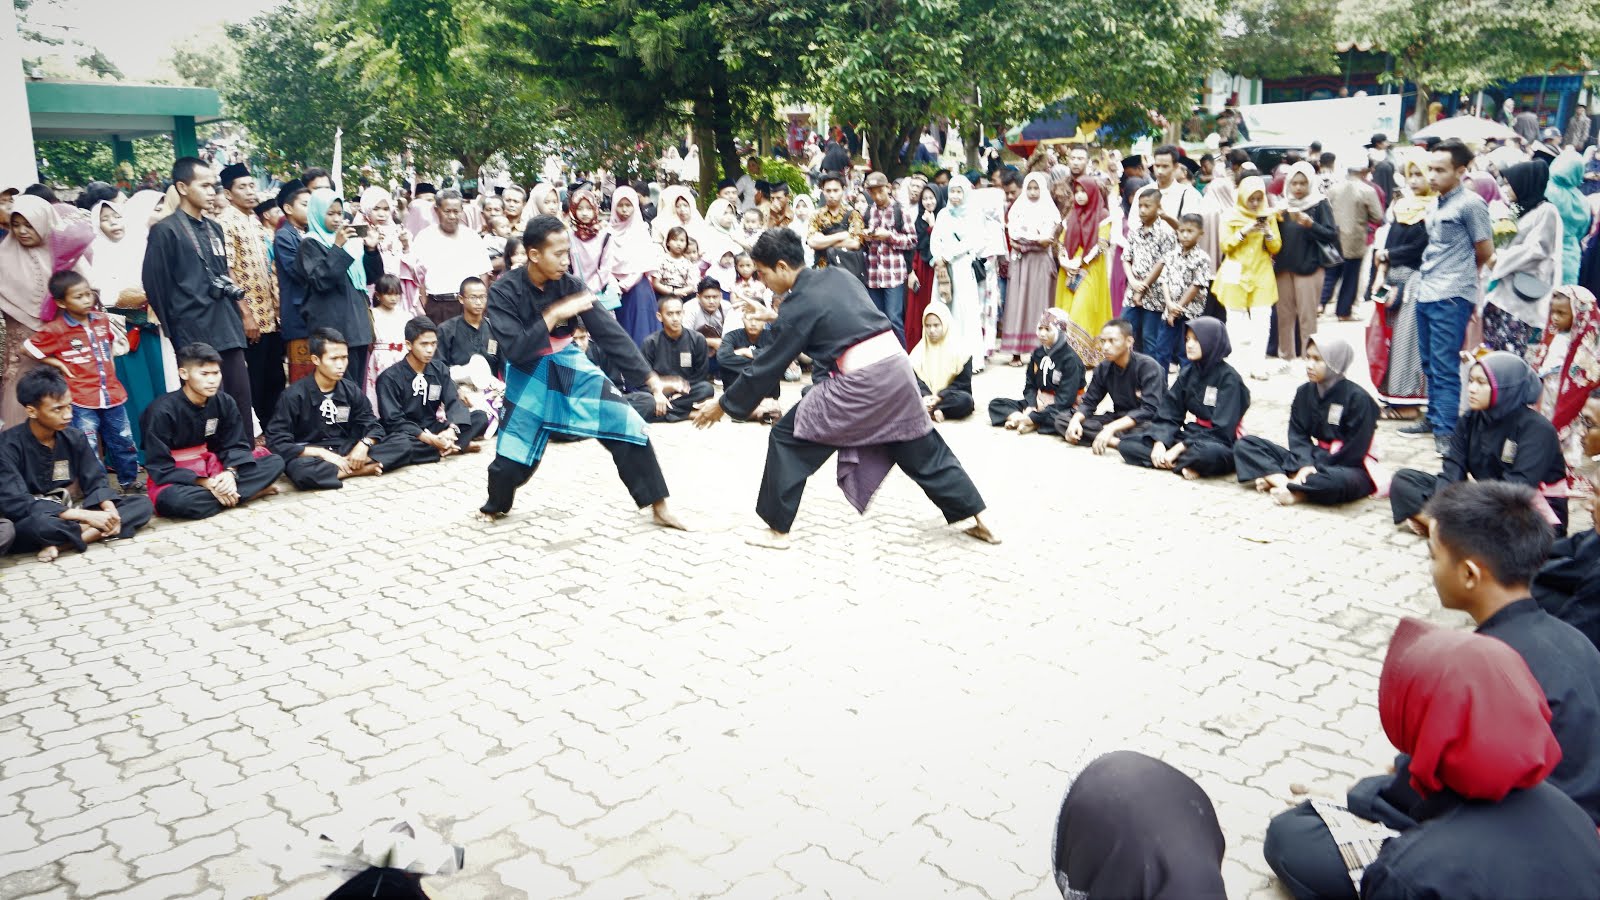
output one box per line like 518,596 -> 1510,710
0,315 -> 1512,899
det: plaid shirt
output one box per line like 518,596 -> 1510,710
864,202 -> 917,288
1124,219 -> 1177,311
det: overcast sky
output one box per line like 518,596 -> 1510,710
23,0 -> 278,80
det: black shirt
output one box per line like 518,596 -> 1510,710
375,358 -> 470,437
437,315 -> 502,376
1440,405 -> 1565,492
640,329 -> 709,386
142,211 -> 247,352
1535,529 -> 1600,652
0,423 -> 115,520
265,376 -> 384,459
485,266 -> 650,392
1150,360 -> 1249,446
1272,199 -> 1337,276
140,389 -> 255,486
1073,352 -> 1166,423
1283,377 -> 1378,473
297,240 -> 381,347
1020,337 -> 1087,425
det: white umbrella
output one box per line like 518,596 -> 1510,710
1410,117 -> 1519,147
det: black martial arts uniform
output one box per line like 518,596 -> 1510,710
480,268 -> 669,515
142,210 -> 254,426
1389,406 -> 1567,530
297,239 -> 381,386
1233,376 -> 1379,504
1118,319 -> 1248,477
717,266 -> 985,534
988,335 -> 1085,434
0,422 -> 153,553
634,328 -> 714,423
1535,528 -> 1600,652
140,389 -> 286,519
1053,351 -> 1165,439
374,357 -> 489,463
716,327 -> 779,400
915,360 -> 975,420
265,376 -> 412,490
438,314 -> 502,376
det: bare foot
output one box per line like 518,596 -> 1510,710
1271,486 -> 1301,506
651,501 -> 689,531
473,510 -> 506,523
963,516 -> 1002,544
1253,477 -> 1270,492
35,545 -> 61,562
1264,473 -> 1290,491
250,484 -> 280,500
1404,517 -> 1429,537
466,440 -> 486,454
1004,419 -> 1019,430
745,528 -> 792,549
1181,468 -> 1200,481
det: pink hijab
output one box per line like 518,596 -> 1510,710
1465,171 -> 1502,204
607,186 -> 656,279
0,196 -> 94,328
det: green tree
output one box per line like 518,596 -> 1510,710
14,0 -> 124,78
167,40 -> 237,90
1218,0 -> 1337,80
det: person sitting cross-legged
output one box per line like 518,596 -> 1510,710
266,328 -> 414,491
141,342 -> 286,520
989,308 -> 1086,436
909,302 -> 975,422
1118,316 -> 1249,479
1058,318 -> 1166,453
716,315 -> 782,424
0,368 -> 153,561
631,296 -> 714,423
1533,389 -> 1600,650
375,316 -> 490,463
1233,336 -> 1382,506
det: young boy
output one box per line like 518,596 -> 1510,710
1159,213 -> 1214,334
988,309 -> 1086,436
23,271 -> 141,492
1060,319 -> 1167,453
375,316 -> 490,462
141,342 -> 286,519
685,277 -> 735,357
1121,187 -> 1179,367
266,328 -> 413,490
0,368 -> 154,561
633,296 -> 714,423
437,277 -> 502,377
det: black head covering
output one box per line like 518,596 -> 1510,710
1185,316 -> 1231,373
914,184 -> 947,260
1053,751 -> 1227,900
325,867 -> 431,900
1475,350 -> 1543,422
253,198 -> 279,218
413,182 -> 437,196
77,180 -> 118,209
276,179 -> 306,211
1501,161 -> 1548,214
218,163 -> 251,189
717,177 -> 738,191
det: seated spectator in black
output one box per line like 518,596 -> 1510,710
266,328 -> 413,490
909,302 -> 974,422
1058,319 -> 1165,452
632,296 -> 713,423
375,317 -> 489,461
1391,352 -> 1568,536
1266,616 -> 1600,900
716,316 -> 782,423
141,342 -> 286,519
1234,337 -> 1381,505
1534,390 -> 1600,649
1118,317 -> 1249,479
1051,750 -> 1226,899
990,309 -> 1086,436
0,369 -> 153,561
436,276 -> 503,428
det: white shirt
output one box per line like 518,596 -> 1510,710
1156,180 -> 1202,222
736,174 -> 757,212
412,225 -> 491,296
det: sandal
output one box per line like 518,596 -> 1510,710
1380,405 -> 1421,421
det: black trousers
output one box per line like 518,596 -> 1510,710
343,345 -> 370,389
756,406 -> 985,534
395,413 -> 490,467
155,453 -> 286,519
721,364 -> 781,401
1232,436 -> 1374,505
1262,802 -> 1360,900
988,398 -> 1058,434
0,518 -> 13,555
1053,410 -> 1123,441
9,496 -> 154,553
1333,257 -> 1364,318
284,434 -> 415,490
244,332 -> 287,434
1390,467 -> 1569,534
219,348 -> 256,437
624,382 -> 715,423
1118,427 -> 1237,476
481,436 -> 669,515
930,390 -> 974,421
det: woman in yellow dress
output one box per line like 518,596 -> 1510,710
1214,175 -> 1280,313
1057,177 -> 1112,338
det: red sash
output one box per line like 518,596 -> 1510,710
147,444 -> 223,505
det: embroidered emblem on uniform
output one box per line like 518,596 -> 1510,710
1502,439 -> 1518,464
411,373 -> 427,397
52,459 -> 71,482
1328,404 -> 1344,426
319,395 -> 339,424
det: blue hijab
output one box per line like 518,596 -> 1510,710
306,188 -> 367,293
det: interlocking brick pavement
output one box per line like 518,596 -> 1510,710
0,317 -> 1493,898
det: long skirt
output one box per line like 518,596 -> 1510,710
617,279 -> 662,347
0,314 -> 40,429
1482,304 -> 1540,354
116,323 -> 173,463
1367,273 -> 1426,407
905,256 -> 934,351
1000,250 -> 1056,356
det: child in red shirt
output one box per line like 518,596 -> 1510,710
23,271 -> 141,490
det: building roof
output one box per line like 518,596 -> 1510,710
26,79 -> 223,140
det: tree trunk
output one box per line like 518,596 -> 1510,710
692,99 -> 719,207
708,69 -> 740,190
866,119 -> 919,180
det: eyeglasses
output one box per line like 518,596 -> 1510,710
1581,413 -> 1598,432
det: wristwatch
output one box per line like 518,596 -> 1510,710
361,437 -> 376,447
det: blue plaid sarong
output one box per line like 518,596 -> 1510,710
496,342 -> 649,466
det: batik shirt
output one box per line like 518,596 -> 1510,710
219,204 -> 280,332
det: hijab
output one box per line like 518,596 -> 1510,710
1380,617 -> 1559,802
1464,170 -> 1502,205
1227,175 -> 1269,230
1062,177 -> 1108,258
1052,750 -> 1227,900
915,185 -> 946,259
358,186 -> 394,225
1501,161 -> 1549,216
305,188 -> 367,292
1185,315 -> 1231,374
943,177 -> 971,219
1282,161 -> 1324,212
0,195 -> 92,329
909,301 -> 967,393
1392,154 -> 1437,226
88,200 -> 147,300
1475,350 -> 1544,421
567,189 -> 601,242
403,196 -> 436,238
792,194 -> 815,223
606,185 -> 656,278
1530,286 -> 1600,433
1548,153 -> 1590,236
1307,336 -> 1353,398
655,186 -> 702,244
1008,172 -> 1061,242
528,183 -> 562,224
